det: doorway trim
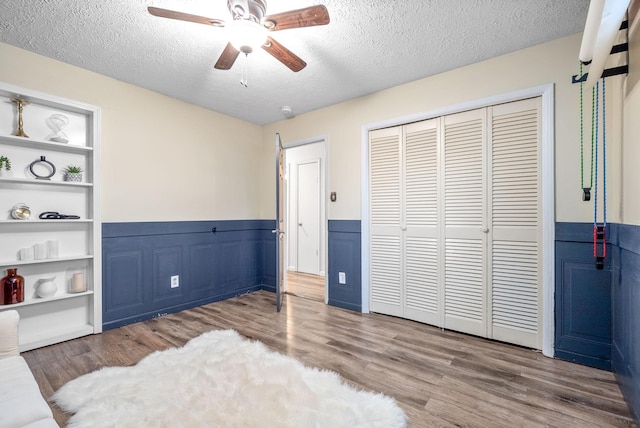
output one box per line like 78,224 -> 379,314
282,135 -> 329,303
361,84 -> 555,357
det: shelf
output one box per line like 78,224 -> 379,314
0,290 -> 93,310
0,255 -> 93,267
0,134 -> 92,153
0,177 -> 93,187
0,219 -> 93,224
19,323 -> 96,352
0,81 -> 101,351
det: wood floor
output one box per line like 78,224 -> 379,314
24,291 -> 635,427
286,270 -> 325,301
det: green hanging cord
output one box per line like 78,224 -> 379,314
582,82 -> 596,202
580,62 -> 593,201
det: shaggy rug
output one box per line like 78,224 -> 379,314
52,329 -> 407,428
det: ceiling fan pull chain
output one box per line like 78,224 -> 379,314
240,53 -> 248,87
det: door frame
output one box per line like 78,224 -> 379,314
282,135 -> 329,303
361,84 -> 555,357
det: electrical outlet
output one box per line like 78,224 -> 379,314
171,275 -> 179,288
338,272 -> 346,284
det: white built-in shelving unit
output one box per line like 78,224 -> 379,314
0,82 -> 101,351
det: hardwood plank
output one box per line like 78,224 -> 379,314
286,271 -> 325,301
22,291 -> 636,428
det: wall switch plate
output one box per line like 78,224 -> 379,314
338,272 -> 346,284
171,275 -> 179,288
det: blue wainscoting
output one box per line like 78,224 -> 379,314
612,223 -> 640,423
327,220 -> 362,312
102,220 -> 275,330
554,222 -> 616,370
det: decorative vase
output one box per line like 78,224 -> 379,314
45,113 -> 70,143
36,277 -> 57,298
64,173 -> 82,182
1,268 -> 25,305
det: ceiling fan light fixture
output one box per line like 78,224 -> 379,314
228,19 -> 268,54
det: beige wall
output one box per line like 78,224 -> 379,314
3,32 -> 634,226
260,33 -> 626,224
623,20 -> 640,226
0,42 -> 262,222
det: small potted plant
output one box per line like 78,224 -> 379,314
63,165 -> 83,182
0,156 -> 11,178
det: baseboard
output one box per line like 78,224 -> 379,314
103,285 -> 264,331
328,298 -> 362,312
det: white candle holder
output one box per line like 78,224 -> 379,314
46,240 -> 59,259
66,267 -> 87,293
34,243 -> 47,260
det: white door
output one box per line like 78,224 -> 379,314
442,108 -> 487,337
488,98 -> 542,349
274,134 -> 285,312
369,126 -> 403,317
296,160 -> 320,274
404,118 -> 440,325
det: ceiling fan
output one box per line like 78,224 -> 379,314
148,0 -> 330,72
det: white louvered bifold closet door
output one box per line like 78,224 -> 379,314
367,97 -> 543,350
404,119 -> 440,325
369,127 -> 403,316
442,109 -> 487,337
488,98 -> 542,349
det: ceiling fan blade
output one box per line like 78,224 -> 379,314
262,36 -> 306,72
262,5 -> 330,31
214,43 -> 241,70
147,6 -> 225,27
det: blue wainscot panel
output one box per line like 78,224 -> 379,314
613,224 -> 640,423
554,223 -> 615,371
102,220 -> 275,330
555,241 -> 612,369
327,220 -> 361,312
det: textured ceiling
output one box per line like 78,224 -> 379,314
0,0 -> 589,125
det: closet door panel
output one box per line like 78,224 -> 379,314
442,109 -> 487,336
404,119 -> 439,324
369,127 -> 403,316
370,235 -> 402,315
489,98 -> 542,349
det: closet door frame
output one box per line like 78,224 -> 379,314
361,84 -> 555,357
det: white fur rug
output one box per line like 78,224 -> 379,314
52,329 -> 407,428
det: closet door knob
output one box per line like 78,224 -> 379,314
482,227 -> 489,233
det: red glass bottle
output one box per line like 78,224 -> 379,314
1,268 -> 25,305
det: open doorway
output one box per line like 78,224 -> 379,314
283,139 -> 327,302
